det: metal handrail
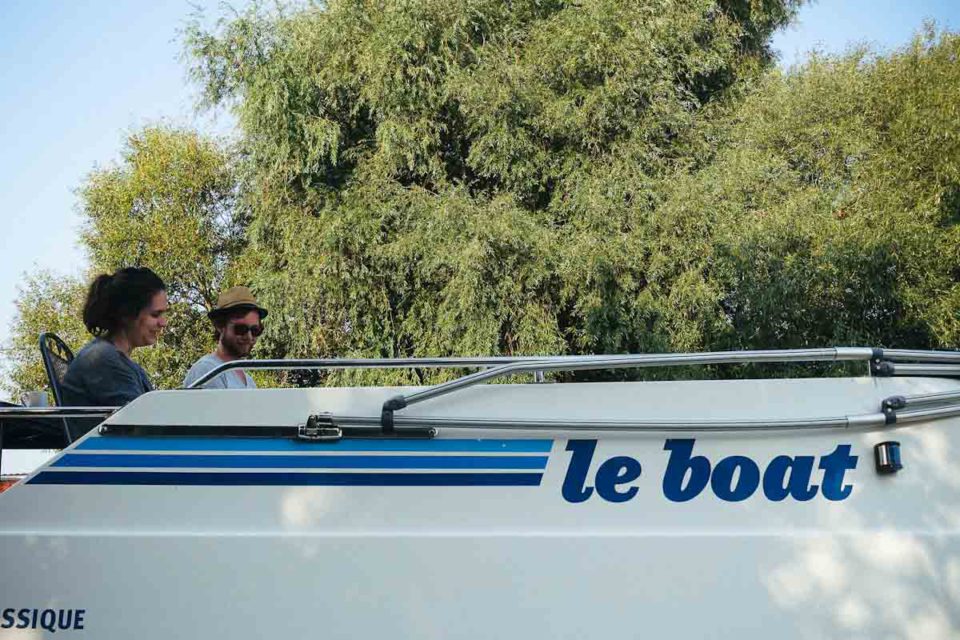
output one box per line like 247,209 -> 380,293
881,363 -> 960,377
172,346 -> 960,436
184,347 -> 960,391
894,404 -> 960,425
22,398 -> 960,439
0,408 -> 116,465
330,411 -> 888,432
380,348 -> 877,428
185,356 -> 555,389
882,349 -> 960,363
881,389 -> 960,412
0,407 -> 117,419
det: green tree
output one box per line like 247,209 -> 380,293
3,126 -> 243,396
10,3 -> 960,395
652,27 -> 960,355
79,126 -> 246,388
185,0 -> 803,383
3,272 -> 87,399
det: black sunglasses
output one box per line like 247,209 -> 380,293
229,322 -> 263,337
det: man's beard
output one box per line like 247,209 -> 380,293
222,337 -> 252,359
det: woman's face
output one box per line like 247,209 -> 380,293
129,290 -> 169,348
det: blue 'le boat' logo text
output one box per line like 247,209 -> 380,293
561,439 -> 858,504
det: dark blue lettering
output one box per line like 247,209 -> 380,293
595,456 -> 642,502
819,445 -> 857,500
2,608 -> 85,631
662,439 -> 711,502
562,440 -> 597,503
711,455 -> 760,501
763,455 -> 818,501
58,609 -> 74,630
39,609 -> 56,633
16,608 -> 29,629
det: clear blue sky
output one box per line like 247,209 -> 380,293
0,0 -> 959,472
0,0 -> 230,394
774,0 -> 959,68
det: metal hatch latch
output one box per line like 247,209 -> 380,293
297,413 -> 342,442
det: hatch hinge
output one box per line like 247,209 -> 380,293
297,413 -> 342,441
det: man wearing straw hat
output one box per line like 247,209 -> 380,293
183,286 -> 268,389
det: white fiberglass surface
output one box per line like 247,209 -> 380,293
102,375 -> 912,427
1,376 -> 959,638
1,534 -> 958,639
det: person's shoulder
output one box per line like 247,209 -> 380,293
184,353 -> 222,385
72,338 -> 120,366
186,354 -> 219,374
75,337 -> 110,354
195,353 -> 223,369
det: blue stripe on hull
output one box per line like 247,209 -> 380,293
29,471 -> 544,486
77,437 -> 553,453
54,453 -> 549,470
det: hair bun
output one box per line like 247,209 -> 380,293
81,267 -> 165,337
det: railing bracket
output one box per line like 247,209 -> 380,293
297,413 -> 342,441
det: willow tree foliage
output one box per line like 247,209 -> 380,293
3,272 -> 88,400
185,0 -> 803,383
7,3 -> 960,395
658,28 -> 960,352
4,127 -> 243,394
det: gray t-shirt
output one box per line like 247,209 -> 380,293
61,337 -> 154,440
183,353 -> 256,389
62,338 -> 153,407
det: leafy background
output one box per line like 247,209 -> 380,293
5,1 -> 959,396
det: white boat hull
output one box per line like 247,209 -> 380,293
2,376 -> 959,638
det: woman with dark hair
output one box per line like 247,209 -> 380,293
61,267 -> 168,435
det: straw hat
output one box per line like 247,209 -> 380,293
207,286 -> 268,320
